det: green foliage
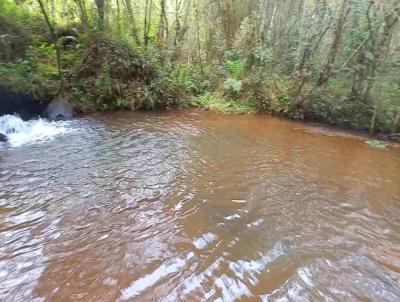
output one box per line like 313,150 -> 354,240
0,0 -> 43,29
65,34 -> 182,112
226,60 -> 245,79
178,67 -> 197,92
115,97 -> 127,110
241,72 -> 294,114
176,64 -> 207,94
71,86 -> 91,105
224,78 -> 243,94
253,47 -> 273,64
0,61 -> 31,92
0,41 -> 60,99
191,92 -> 256,114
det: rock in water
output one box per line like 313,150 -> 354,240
46,96 -> 74,121
0,133 -> 7,142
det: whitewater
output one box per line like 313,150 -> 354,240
0,114 -> 70,147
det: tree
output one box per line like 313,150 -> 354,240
37,0 -> 63,93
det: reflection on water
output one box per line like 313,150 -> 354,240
1,110 -> 400,301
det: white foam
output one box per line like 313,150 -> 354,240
232,199 -> 247,203
214,274 -> 252,301
246,218 -> 264,228
0,115 -> 70,147
120,253 -> 193,300
229,241 -> 289,286
193,232 -> 217,249
224,214 -> 241,221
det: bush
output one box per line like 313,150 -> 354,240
176,64 -> 208,95
191,92 -> 256,114
0,42 -> 61,99
239,72 -> 294,114
224,78 -> 242,94
66,34 -> 183,111
226,59 -> 245,79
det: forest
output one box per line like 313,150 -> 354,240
1,2 -> 400,300
1,0 -> 400,134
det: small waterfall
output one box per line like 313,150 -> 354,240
0,115 -> 69,147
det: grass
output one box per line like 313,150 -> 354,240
191,92 -> 257,114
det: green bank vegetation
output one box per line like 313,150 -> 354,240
1,0 -> 400,134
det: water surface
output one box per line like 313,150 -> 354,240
1,110 -> 400,301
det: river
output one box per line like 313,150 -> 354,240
0,110 -> 399,301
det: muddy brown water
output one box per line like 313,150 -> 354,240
1,110 -> 400,301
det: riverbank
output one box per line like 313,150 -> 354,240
1,84 -> 400,146
4,41 -> 397,137
1,6 -> 398,137
186,105 -> 400,148
187,96 -> 400,145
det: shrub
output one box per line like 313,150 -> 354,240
66,34 -> 183,111
191,92 -> 256,114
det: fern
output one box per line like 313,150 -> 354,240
226,60 -> 245,79
224,78 -> 242,94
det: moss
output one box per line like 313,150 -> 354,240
191,93 -> 257,114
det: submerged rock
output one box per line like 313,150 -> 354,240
0,133 -> 7,142
45,96 -> 74,121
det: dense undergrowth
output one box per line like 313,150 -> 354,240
1,0 -> 400,135
66,35 -> 183,111
0,13 -> 183,112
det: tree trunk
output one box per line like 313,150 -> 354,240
95,0 -> 105,30
124,0 -> 141,45
317,0 -> 349,87
144,0 -> 153,48
74,0 -> 88,30
116,0 -> 121,36
258,0 -> 269,43
364,4 -> 400,99
157,0 -> 169,47
194,0 -> 204,76
37,0 -> 63,93
392,111 -> 400,135
267,1 -> 277,41
369,106 -> 377,135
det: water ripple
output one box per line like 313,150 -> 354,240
0,110 -> 399,301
